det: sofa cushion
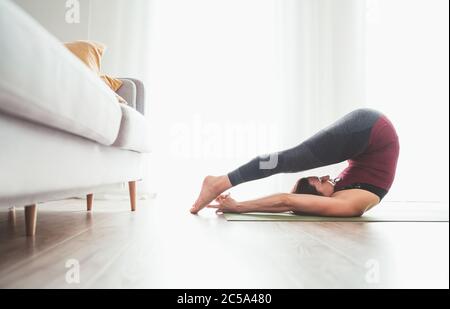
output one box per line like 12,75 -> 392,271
0,112 -> 144,208
0,1 -> 122,146
113,104 -> 151,153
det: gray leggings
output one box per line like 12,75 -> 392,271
227,108 -> 382,186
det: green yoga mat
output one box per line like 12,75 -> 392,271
223,209 -> 449,222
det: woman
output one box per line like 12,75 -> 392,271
190,108 -> 400,217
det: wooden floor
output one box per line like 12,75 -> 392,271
0,197 -> 448,289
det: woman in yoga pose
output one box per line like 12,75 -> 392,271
190,108 -> 400,217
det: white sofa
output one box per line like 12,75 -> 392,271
0,0 -> 151,236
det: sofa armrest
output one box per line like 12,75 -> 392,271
116,78 -> 146,115
116,79 -> 136,109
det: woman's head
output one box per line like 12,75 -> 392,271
293,176 -> 335,197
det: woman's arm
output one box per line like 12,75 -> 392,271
209,193 -> 371,217
282,193 -> 367,217
238,194 -> 293,213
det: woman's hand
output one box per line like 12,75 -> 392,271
207,194 -> 244,214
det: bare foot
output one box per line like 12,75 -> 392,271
190,175 -> 232,214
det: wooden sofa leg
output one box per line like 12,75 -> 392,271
87,194 -> 94,211
129,181 -> 136,212
8,207 -> 16,226
25,205 -> 37,237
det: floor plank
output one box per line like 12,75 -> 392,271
0,198 -> 448,289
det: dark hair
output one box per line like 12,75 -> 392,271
294,177 -> 323,196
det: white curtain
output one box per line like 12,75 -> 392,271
277,0 -> 367,193
86,0 -> 448,202
86,0 -> 364,201
88,0 -> 152,78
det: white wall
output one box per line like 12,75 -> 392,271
13,0 -> 90,42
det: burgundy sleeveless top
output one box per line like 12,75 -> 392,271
334,115 -> 400,199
